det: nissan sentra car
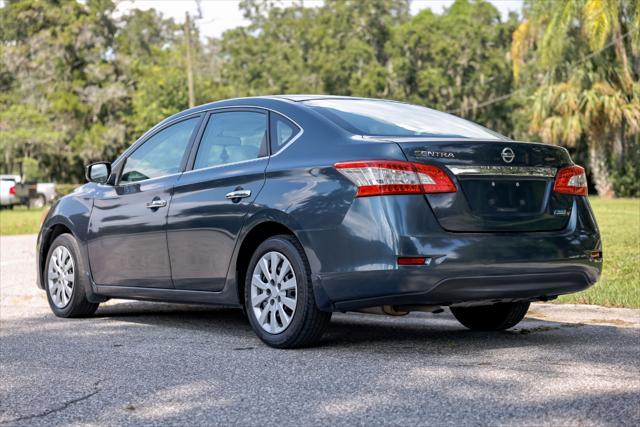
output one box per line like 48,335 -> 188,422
36,95 -> 602,348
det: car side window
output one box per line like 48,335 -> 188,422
270,113 -> 300,153
194,111 -> 268,170
120,117 -> 200,184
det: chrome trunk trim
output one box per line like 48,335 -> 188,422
446,165 -> 557,177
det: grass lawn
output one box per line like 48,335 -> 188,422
1,198 -> 638,307
557,197 -> 640,308
0,206 -> 45,236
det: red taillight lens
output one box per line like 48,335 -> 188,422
397,257 -> 427,265
554,165 -> 588,196
335,160 -> 456,197
9,186 -> 15,196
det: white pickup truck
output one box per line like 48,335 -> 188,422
1,175 -> 56,208
31,182 -> 56,207
0,175 -> 19,208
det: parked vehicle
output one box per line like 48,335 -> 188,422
37,96 -> 602,348
0,175 -> 19,208
14,182 -> 56,208
35,183 -> 56,206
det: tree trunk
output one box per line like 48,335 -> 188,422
588,143 -> 615,198
612,125 -> 624,169
613,28 -> 633,93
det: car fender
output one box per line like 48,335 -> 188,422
37,184 -> 99,299
224,207 -> 334,311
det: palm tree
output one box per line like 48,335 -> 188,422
512,0 -> 640,197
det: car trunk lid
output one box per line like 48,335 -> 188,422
390,138 -> 575,232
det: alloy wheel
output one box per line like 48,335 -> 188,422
250,251 -> 298,334
47,246 -> 75,308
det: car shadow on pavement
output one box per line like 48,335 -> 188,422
2,301 -> 639,425
86,300 -> 635,357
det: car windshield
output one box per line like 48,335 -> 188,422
303,98 -> 507,140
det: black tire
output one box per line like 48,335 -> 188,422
451,302 -> 530,331
44,234 -> 99,318
244,235 -> 331,349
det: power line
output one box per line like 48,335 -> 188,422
446,28 -> 636,114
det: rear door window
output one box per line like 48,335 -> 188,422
194,111 -> 268,169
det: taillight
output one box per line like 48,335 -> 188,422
9,186 -> 15,196
335,160 -> 456,197
397,256 -> 427,265
554,165 -> 588,196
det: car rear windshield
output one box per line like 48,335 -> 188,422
303,98 -> 507,140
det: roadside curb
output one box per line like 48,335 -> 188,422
529,302 -> 640,328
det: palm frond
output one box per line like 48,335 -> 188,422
630,0 -> 640,56
511,20 -> 530,81
583,0 -> 614,50
541,0 -> 578,66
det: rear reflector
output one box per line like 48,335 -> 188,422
335,160 -> 456,197
397,257 -> 427,265
553,165 -> 588,196
8,186 -> 15,196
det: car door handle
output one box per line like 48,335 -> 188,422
145,199 -> 167,209
225,190 -> 251,200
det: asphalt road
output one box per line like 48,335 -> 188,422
1,234 -> 639,426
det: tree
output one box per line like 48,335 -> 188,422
221,0 -> 409,97
387,0 -> 517,136
0,0 -> 128,181
512,0 -> 640,197
0,1 -> 209,180
0,104 -> 57,176
2,0 -> 637,194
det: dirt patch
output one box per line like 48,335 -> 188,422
514,326 -> 559,335
525,310 -> 548,319
513,323 -> 584,335
587,318 -> 636,326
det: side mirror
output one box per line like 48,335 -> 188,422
86,162 -> 111,184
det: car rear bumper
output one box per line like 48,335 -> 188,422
0,195 -> 18,206
301,195 -> 602,312
315,264 -> 598,312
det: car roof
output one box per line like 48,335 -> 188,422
151,95 -> 404,136
268,94 -> 365,102
175,94 -> 392,115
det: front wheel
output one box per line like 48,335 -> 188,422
245,235 -> 331,348
451,302 -> 530,331
44,234 -> 99,318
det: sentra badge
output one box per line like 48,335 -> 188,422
414,150 -> 455,159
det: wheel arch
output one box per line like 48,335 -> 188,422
39,221 -> 75,287
234,220 -> 297,305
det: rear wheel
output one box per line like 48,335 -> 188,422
44,234 -> 99,318
30,194 -> 46,208
245,235 -> 331,348
451,302 -> 530,331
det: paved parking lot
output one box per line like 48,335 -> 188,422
1,234 -> 639,426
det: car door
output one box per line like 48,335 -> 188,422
167,109 -> 269,291
87,116 -> 202,288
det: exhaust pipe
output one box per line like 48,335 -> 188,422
355,305 -> 442,316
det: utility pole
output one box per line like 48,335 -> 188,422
185,11 -> 195,108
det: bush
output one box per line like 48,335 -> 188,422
21,157 -> 46,182
55,183 -> 81,198
612,147 -> 640,198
